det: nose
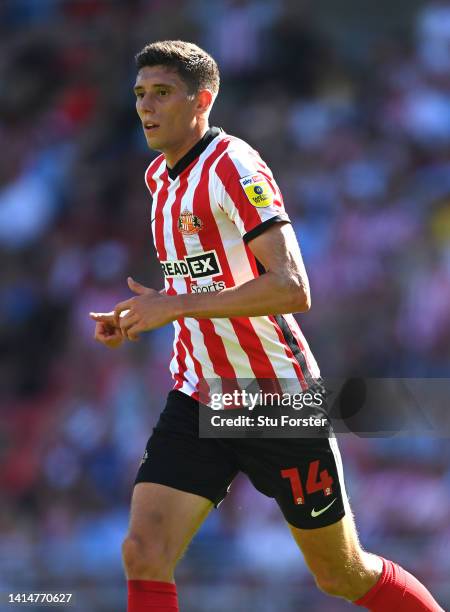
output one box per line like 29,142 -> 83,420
140,92 -> 155,114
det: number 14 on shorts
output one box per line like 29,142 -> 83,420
281,460 -> 334,505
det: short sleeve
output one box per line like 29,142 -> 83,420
213,145 -> 291,243
145,154 -> 165,195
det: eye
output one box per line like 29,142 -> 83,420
158,89 -> 169,97
135,92 -> 144,99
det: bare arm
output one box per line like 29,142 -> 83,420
98,222 -> 310,340
176,222 -> 310,318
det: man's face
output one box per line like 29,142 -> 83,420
134,65 -> 198,153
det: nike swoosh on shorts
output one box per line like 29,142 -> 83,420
311,498 -> 337,518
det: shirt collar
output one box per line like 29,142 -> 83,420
166,126 -> 222,180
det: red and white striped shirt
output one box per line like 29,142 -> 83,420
145,127 -> 320,399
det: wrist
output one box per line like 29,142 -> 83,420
169,294 -> 188,320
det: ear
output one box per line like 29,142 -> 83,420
196,89 -> 214,114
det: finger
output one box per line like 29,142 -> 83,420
94,321 -> 107,337
90,311 -> 116,322
118,313 -> 136,336
104,325 -> 124,338
95,329 -> 116,343
95,327 -> 114,342
113,300 -> 134,326
126,322 -> 142,341
127,276 -> 149,295
119,314 -> 139,337
95,322 -> 123,342
95,320 -> 116,333
105,336 -> 123,347
97,317 -> 124,336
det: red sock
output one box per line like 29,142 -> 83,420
354,557 -> 444,611
127,580 -> 179,612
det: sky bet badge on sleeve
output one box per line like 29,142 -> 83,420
239,173 -> 273,207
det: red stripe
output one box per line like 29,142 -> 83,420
173,332 -> 187,390
154,170 -> 174,294
178,322 -> 206,391
169,172 -> 206,390
194,141 -> 279,380
215,153 -> 262,233
152,169 -> 191,388
216,149 -> 300,383
145,155 -> 165,193
171,173 -> 192,292
234,146 -> 284,208
257,168 -> 284,206
184,139 -> 238,380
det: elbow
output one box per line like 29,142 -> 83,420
284,276 -> 311,313
293,286 -> 311,313
272,270 -> 311,313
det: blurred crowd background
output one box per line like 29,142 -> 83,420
1,0 -> 450,610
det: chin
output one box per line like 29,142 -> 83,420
146,137 -> 163,151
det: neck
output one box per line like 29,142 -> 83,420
164,122 -> 210,169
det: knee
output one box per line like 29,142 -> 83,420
313,565 -> 369,601
315,574 -> 355,599
122,534 -> 175,580
309,548 -> 382,601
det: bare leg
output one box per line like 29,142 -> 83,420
289,509 -> 382,601
122,482 -> 213,582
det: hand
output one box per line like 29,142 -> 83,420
89,311 -> 125,348
113,277 -> 177,340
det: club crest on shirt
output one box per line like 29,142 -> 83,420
239,173 -> 273,207
177,208 -> 203,235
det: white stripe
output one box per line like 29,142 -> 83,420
150,158 -> 169,254
208,165 -> 255,286
181,319 -> 219,379
169,321 -> 183,386
178,334 -> 199,392
163,135 -> 239,390
206,319 -> 257,379
222,141 -> 267,224
161,177 -> 188,295
169,323 -> 200,394
250,316 -> 303,383
209,144 -> 302,382
328,436 -> 351,513
172,136 -> 254,381
148,130 -> 321,397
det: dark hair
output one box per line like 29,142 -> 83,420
135,40 -> 220,96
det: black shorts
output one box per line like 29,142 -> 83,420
135,390 -> 347,529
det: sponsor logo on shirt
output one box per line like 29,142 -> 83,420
191,280 -> 225,293
239,173 -> 273,207
177,208 -> 203,235
161,250 -> 222,279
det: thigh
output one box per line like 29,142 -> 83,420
129,482 -> 213,562
290,509 -> 360,573
233,435 -> 347,529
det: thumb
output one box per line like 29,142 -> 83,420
128,276 -> 148,295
